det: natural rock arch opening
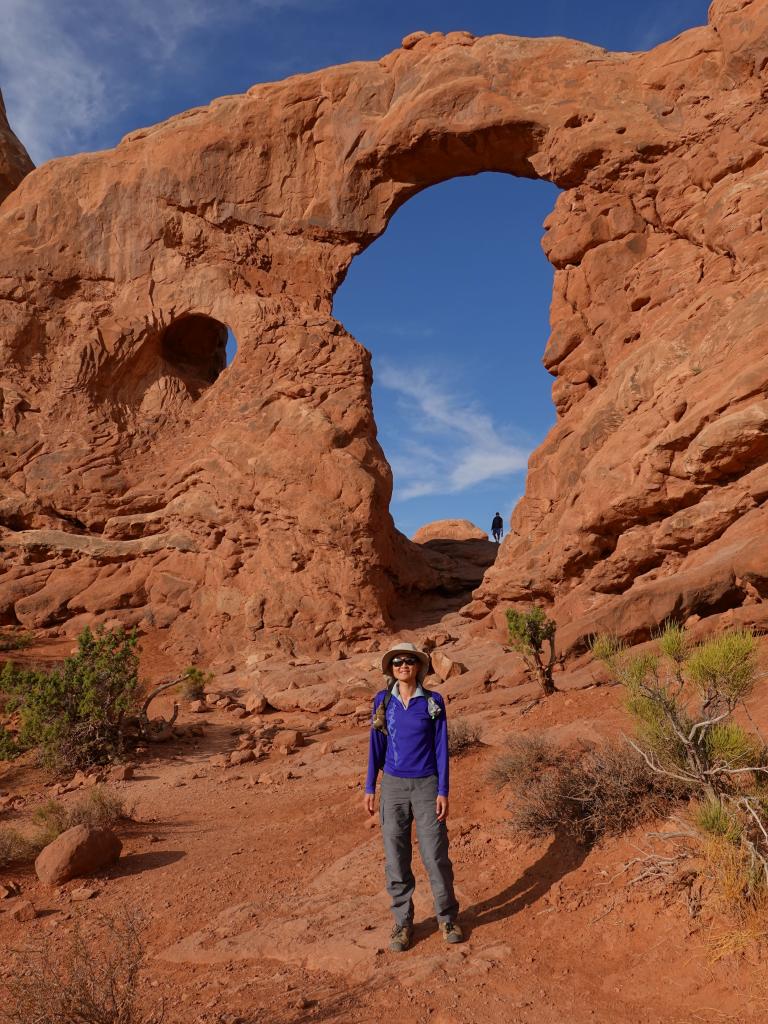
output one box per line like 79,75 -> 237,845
159,314 -> 229,399
334,171 -> 559,615
335,174 -> 558,527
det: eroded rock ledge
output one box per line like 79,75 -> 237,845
2,2 -> 768,659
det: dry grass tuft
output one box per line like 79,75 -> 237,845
0,787 -> 131,871
488,733 -> 566,790
33,786 -> 130,845
0,827 -> 41,869
2,910 -> 163,1024
447,717 -> 481,756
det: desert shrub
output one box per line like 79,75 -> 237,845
694,797 -> 743,842
7,626 -> 139,773
506,605 -> 557,695
180,666 -> 211,701
33,787 -> 129,846
0,661 -> 22,761
0,632 -> 33,653
1,910 -> 163,1024
447,717 -> 481,756
592,622 -> 768,917
0,725 -> 19,761
488,733 -> 567,790
0,659 -> 22,694
497,735 -> 682,845
592,625 -> 765,796
568,742 -> 685,842
0,827 -> 40,870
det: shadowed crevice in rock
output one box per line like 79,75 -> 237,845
395,535 -> 501,630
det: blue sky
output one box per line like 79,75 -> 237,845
0,0 -> 710,538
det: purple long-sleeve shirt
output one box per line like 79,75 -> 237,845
365,685 -> 449,797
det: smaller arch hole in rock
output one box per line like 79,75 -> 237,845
225,328 -> 238,366
159,314 -> 231,398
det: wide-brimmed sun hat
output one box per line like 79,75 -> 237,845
381,641 -> 431,682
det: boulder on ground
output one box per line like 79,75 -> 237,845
245,691 -> 268,714
431,650 -> 467,681
229,748 -> 256,766
10,899 -> 37,922
272,729 -> 304,753
35,825 -> 122,885
421,631 -> 455,650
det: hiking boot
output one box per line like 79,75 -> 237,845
389,921 -> 413,952
440,919 -> 464,944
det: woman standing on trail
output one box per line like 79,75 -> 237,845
364,641 -> 462,952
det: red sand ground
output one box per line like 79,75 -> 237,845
1,633 -> 767,1024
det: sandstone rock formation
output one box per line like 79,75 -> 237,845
2,3 -> 768,659
413,520 -> 488,543
0,89 -> 33,204
471,0 -> 768,650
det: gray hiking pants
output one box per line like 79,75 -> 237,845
379,772 -> 459,927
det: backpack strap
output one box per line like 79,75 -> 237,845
372,680 -> 396,734
373,683 -> 438,734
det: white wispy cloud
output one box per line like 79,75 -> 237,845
0,0 -> 331,164
634,9 -> 704,52
1,1 -> 108,162
377,363 -> 531,501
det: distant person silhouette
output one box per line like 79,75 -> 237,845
491,513 -> 503,543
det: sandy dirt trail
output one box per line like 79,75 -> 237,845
2,638 -> 767,1023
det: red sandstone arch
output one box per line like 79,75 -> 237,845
2,3 -> 768,661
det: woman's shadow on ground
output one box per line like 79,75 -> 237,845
415,829 -> 589,944
464,829 -> 590,934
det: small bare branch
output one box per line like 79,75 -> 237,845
703,764 -> 768,777
739,796 -> 768,850
140,678 -> 181,720
687,709 -> 731,742
622,734 -> 698,787
138,677 -> 182,741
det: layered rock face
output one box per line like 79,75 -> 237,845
473,0 -> 768,649
2,3 -> 768,659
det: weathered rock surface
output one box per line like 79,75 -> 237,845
431,649 -> 467,681
34,825 -> 122,885
2,5 -> 768,657
0,89 -> 33,203
413,520 -> 488,543
244,691 -> 268,715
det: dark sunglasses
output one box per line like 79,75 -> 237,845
391,656 -> 418,667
